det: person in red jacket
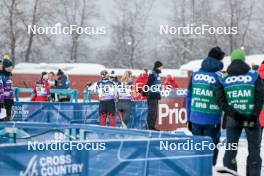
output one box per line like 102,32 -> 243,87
132,68 -> 148,100
257,61 -> 264,129
163,74 -> 179,89
31,72 -> 50,102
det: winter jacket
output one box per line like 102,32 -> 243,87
117,81 -> 133,100
186,57 -> 223,125
216,60 -> 264,119
2,75 -> 14,102
57,74 -> 70,89
96,78 -> 116,101
32,80 -> 50,102
163,75 -> 179,89
132,72 -> 148,100
257,64 -> 264,127
146,68 -> 162,100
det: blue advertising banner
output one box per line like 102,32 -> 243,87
12,101 -> 148,129
0,138 -> 213,176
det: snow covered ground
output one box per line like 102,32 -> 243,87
177,128 -> 264,176
214,136 -> 264,176
13,63 -> 188,77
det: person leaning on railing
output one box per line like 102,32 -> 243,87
116,70 -> 133,127
48,72 -> 57,102
56,69 -> 71,102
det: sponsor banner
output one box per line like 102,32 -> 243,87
12,98 -> 187,131
0,138 -> 213,176
157,98 -> 187,131
12,102 -> 99,123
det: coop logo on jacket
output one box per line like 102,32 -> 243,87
20,154 -> 83,176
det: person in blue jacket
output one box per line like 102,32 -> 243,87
186,46 -> 225,165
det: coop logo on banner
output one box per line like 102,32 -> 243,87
20,154 -> 83,176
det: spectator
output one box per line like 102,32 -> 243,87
48,72 -> 57,102
97,70 -> 117,127
186,46 -> 225,165
257,60 -> 264,131
0,55 -> 5,121
146,61 -> 163,131
56,69 -> 71,102
216,49 -> 263,175
31,72 -> 50,102
163,74 -> 179,89
117,70 -> 133,126
2,53 -> 14,121
132,68 -> 148,100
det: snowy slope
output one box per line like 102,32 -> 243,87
180,54 -> 264,71
13,63 -> 188,77
13,63 -> 106,75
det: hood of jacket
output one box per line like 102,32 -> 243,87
200,57 -> 223,72
227,60 -> 251,76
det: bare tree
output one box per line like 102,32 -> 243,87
62,0 -> 97,63
25,0 -> 39,62
101,0 -> 155,68
1,0 -> 23,63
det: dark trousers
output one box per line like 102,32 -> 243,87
147,99 -> 158,130
4,100 -> 13,121
117,100 -> 132,125
192,123 -> 221,166
224,117 -> 262,176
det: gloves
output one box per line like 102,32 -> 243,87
187,122 -> 192,132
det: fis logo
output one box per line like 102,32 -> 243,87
225,75 -> 252,84
193,74 -> 216,84
19,155 -> 38,176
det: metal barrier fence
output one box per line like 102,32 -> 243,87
14,88 -> 79,102
14,87 -> 188,103
12,101 -> 148,129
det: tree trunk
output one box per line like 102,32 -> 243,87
9,0 -> 16,64
25,0 -> 39,62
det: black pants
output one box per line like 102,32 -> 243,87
4,100 -> 13,121
117,100 -> 132,125
224,116 -> 262,176
147,99 -> 158,130
192,123 -> 221,166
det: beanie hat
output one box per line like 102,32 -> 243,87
154,61 -> 163,69
231,49 -> 246,62
208,46 -> 225,60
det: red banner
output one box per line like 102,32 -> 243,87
156,98 -> 187,131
